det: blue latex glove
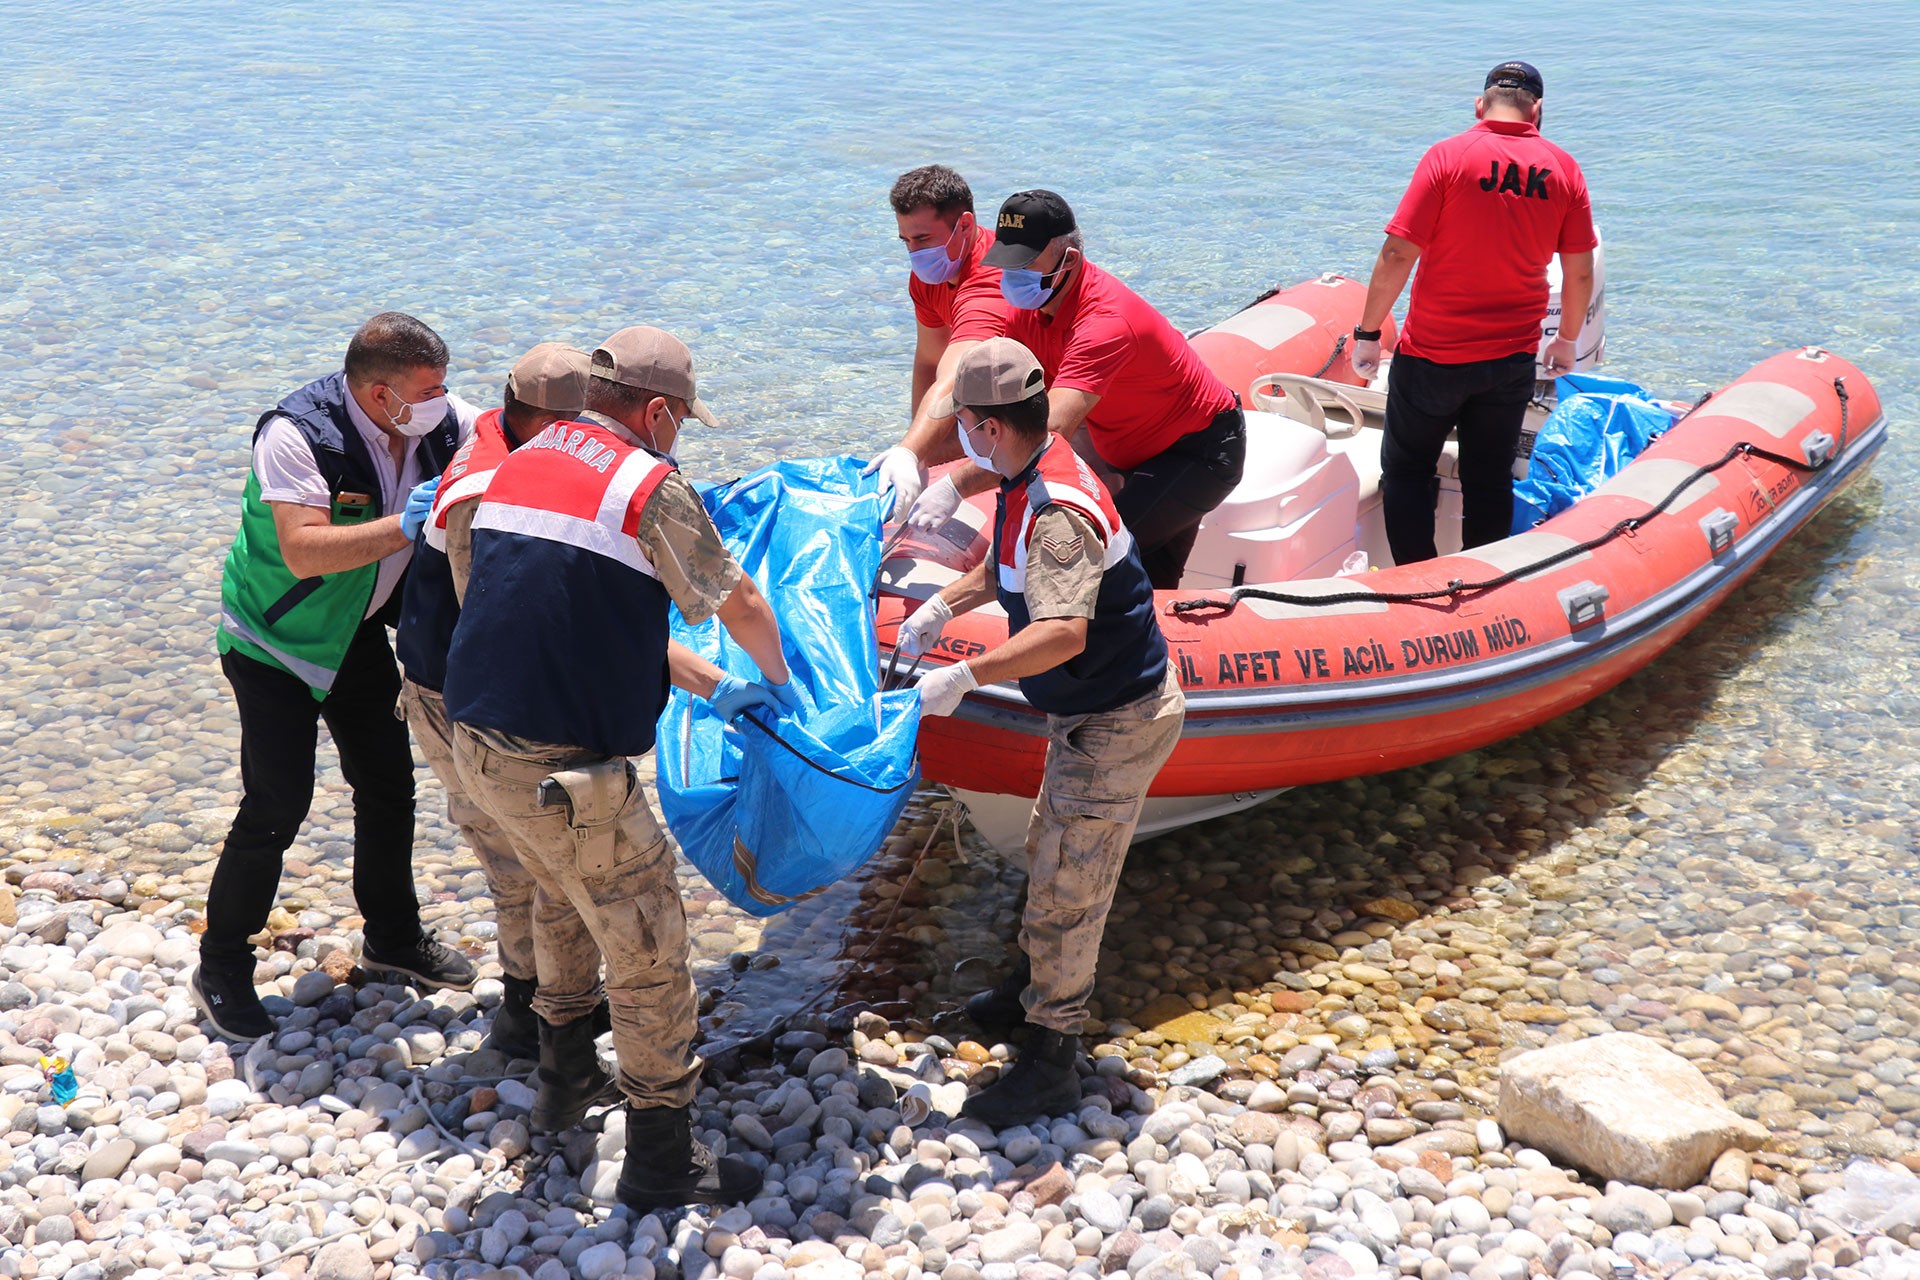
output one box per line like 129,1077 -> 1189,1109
709,674 -> 780,721
763,678 -> 803,715
400,476 -> 441,542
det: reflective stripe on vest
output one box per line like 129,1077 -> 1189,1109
990,433 -> 1167,716
441,419 -> 677,758
398,410 -> 513,689
996,435 -> 1133,593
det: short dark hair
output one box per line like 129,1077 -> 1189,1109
890,165 -> 973,219
962,388 -> 1049,440
1483,85 -> 1539,113
344,312 -> 449,387
503,390 -> 564,437
585,375 -> 682,420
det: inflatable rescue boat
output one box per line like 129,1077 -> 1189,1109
875,271 -> 1886,850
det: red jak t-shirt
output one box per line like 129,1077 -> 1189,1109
1386,119 -> 1598,364
908,227 -> 1011,344
1006,259 -> 1236,471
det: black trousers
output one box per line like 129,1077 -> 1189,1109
1380,349 -> 1537,566
203,617 -> 422,970
1115,401 -> 1247,590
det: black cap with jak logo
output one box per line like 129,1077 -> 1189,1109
981,190 -> 1078,269
1485,60 -> 1544,98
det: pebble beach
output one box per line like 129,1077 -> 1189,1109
5,2 -> 1920,1280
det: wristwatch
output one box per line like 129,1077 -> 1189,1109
1352,324 -> 1383,342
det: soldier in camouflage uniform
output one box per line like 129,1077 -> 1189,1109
901,337 -> 1184,1125
441,327 -> 799,1213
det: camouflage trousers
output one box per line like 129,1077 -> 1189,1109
1021,663 -> 1185,1033
401,680 -> 556,983
450,723 -> 701,1108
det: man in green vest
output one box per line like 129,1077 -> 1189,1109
198,312 -> 480,1041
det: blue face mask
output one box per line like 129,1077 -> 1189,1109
999,250 -> 1074,310
907,218 -> 968,285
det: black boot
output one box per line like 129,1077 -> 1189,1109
965,955 -> 1032,1044
484,975 -> 540,1061
530,1013 -> 622,1132
961,1026 -> 1085,1127
615,1103 -> 762,1213
487,978 -> 613,1062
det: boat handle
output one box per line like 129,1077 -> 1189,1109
1802,431 -> 1835,468
1558,581 -> 1609,629
1248,372 -> 1367,440
1699,509 -> 1738,556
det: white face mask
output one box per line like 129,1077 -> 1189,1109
957,416 -> 999,474
386,392 -> 449,437
649,405 -> 684,465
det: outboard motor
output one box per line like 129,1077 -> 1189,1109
1541,230 -> 1606,374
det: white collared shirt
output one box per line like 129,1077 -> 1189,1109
253,387 -> 480,617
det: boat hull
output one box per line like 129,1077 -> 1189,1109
881,339 -> 1884,809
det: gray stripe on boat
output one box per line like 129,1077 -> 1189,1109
1455,529 -> 1587,577
1691,381 -> 1815,439
1204,304 -> 1316,348
1590,457 -> 1721,509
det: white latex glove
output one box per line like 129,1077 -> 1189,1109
1351,338 -> 1382,381
916,661 -> 977,717
1541,336 -> 1577,376
906,474 -> 962,533
863,445 -> 926,519
897,594 -> 953,658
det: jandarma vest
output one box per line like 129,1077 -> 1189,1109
395,409 -> 514,693
442,419 -> 677,758
217,372 -> 460,697
991,434 -> 1168,716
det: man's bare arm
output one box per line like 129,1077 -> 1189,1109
273,503 -> 409,580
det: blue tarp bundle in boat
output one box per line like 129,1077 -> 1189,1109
1511,374 -> 1678,534
656,456 -> 921,917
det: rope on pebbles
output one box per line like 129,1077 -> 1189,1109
204,1037 -> 520,1271
207,799 -> 968,1273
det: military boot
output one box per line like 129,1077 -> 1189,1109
964,955 -> 1032,1045
485,978 -> 612,1063
960,1026 -> 1084,1127
529,1013 -> 622,1132
483,975 -> 539,1062
615,1103 -> 762,1213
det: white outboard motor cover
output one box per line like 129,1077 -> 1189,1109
1542,230 -> 1605,373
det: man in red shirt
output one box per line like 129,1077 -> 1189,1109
908,189 -> 1244,589
1353,61 -> 1598,564
865,165 -> 1012,517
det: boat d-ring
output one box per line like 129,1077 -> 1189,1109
1248,372 -> 1369,439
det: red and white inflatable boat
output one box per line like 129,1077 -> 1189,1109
876,274 -> 1887,850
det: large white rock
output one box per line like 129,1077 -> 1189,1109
1498,1032 -> 1767,1189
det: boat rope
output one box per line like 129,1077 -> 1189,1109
691,796 -> 967,1063
1170,433 -> 1837,618
1309,334 -> 1348,379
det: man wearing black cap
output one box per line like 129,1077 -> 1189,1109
1351,61 -> 1598,566
905,190 -> 1244,590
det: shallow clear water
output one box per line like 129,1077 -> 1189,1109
4,1 -> 1919,1133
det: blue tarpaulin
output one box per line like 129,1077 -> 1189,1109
656,456 -> 921,917
1511,374 -> 1678,534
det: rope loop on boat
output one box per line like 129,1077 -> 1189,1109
1170,410 -> 1842,619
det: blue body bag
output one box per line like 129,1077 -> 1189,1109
656,457 -> 921,917
1512,374 -> 1678,534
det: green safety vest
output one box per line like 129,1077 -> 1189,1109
217,373 -> 460,698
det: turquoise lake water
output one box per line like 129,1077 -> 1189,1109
3,2 -> 1919,1074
